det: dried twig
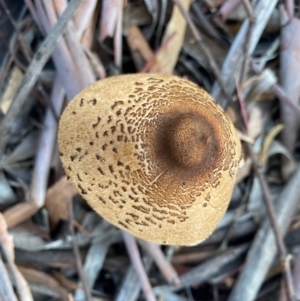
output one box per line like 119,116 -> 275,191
250,146 -> 295,301
241,0 -> 255,22
239,0 -> 254,86
285,0 -> 294,19
0,256 -> 18,301
1,246 -> 33,301
122,232 -> 157,301
74,0 -> 98,38
114,2 -> 123,69
69,200 -> 92,301
219,0 -> 242,21
127,25 -> 154,70
138,240 -> 181,286
140,32 -> 176,73
293,251 -> 300,299
0,214 -> 33,301
191,2 -> 221,41
31,78 -> 64,205
16,266 -> 69,300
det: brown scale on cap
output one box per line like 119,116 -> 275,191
58,74 -> 241,246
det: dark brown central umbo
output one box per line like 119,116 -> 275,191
161,113 -> 214,169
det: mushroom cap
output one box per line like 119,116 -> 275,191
58,74 -> 241,246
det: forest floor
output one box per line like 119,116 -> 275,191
0,0 -> 299,301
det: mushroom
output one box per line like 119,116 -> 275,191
58,74 -> 241,246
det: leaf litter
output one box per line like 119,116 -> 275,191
0,1 -> 299,301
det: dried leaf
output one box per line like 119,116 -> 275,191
115,256 -> 152,301
226,5 -> 280,33
99,0 -> 123,41
74,233 -> 118,299
0,66 -> 23,114
0,171 -> 16,205
183,28 -> 227,71
123,3 -> 152,36
45,176 -> 77,229
259,124 -> 284,166
267,140 -> 295,179
149,0 -> 191,74
0,213 -> 14,261
247,104 -> 264,140
142,0 -> 158,38
4,131 -> 39,165
235,157 -> 252,184
243,69 -> 277,103
280,16 -> 300,154
127,26 -> 153,61
10,228 -> 48,251
293,251 -> 300,299
0,214 -> 33,301
127,25 -> 153,70
17,266 -> 69,301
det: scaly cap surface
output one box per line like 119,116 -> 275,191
58,74 -> 241,245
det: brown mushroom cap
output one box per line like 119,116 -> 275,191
58,74 -> 241,246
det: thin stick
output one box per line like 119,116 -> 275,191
138,240 -> 181,286
0,0 -> 84,156
249,146 -> 295,301
241,0 -> 255,22
74,0 -> 98,37
0,244 -> 33,301
235,77 -> 249,132
272,84 -> 300,115
192,3 -> 221,41
30,78 -> 64,208
114,1 -> 123,69
240,12 -> 254,86
172,0 -> 231,103
219,0 -> 242,21
140,32 -> 176,73
285,0 -> 294,19
122,232 -> 157,301
68,200 -> 92,301
0,256 -> 17,301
